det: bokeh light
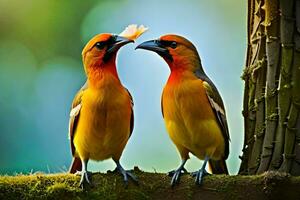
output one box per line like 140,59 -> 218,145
0,0 -> 246,175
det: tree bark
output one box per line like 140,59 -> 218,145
270,0 -> 295,171
257,0 -> 280,174
239,0 -> 255,175
240,0 -> 300,175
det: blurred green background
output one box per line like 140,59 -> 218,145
0,0 -> 246,175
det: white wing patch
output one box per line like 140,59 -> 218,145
203,81 -> 225,115
70,104 -> 81,117
207,95 -> 225,115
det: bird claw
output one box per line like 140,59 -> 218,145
168,167 -> 187,187
168,167 -> 187,177
191,169 -> 210,185
115,167 -> 138,186
78,171 -> 92,189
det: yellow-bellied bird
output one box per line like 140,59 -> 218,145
68,34 -> 137,188
136,35 -> 230,186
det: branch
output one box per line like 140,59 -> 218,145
1,169 -> 300,199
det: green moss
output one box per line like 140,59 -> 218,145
0,170 -> 300,200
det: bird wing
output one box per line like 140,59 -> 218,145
161,94 -> 164,118
125,88 -> 134,137
201,77 -> 230,160
68,81 -> 88,156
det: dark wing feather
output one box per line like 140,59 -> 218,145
195,70 -> 230,159
161,94 -> 164,118
125,88 -> 134,137
69,81 -> 88,156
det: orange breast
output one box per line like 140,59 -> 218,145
74,73 -> 132,161
162,71 -> 225,160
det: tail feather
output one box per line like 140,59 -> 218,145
208,159 -> 228,174
69,157 -> 82,174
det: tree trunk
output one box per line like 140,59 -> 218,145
239,0 -> 300,175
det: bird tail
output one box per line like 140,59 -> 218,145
208,159 -> 228,174
69,157 -> 82,174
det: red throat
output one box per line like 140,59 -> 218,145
167,68 -> 185,85
87,58 -> 119,87
166,57 -> 190,85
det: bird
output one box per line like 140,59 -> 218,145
68,33 -> 137,188
136,34 -> 230,186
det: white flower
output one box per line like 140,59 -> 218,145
119,24 -> 148,40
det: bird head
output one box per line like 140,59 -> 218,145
82,33 -> 133,73
136,34 -> 202,71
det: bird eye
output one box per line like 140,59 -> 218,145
95,42 -> 106,50
170,41 -> 177,49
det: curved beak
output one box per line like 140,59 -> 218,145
135,40 -> 172,61
104,35 -> 134,61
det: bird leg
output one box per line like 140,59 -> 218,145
168,159 -> 187,187
77,159 -> 92,189
113,160 -> 138,186
191,156 -> 211,185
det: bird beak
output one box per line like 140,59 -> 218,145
135,40 -> 173,61
106,35 -> 134,55
104,35 -> 134,62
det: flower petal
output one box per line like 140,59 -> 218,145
119,24 -> 148,40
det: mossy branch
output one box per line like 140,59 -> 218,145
1,170 -> 300,200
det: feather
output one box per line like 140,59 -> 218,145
68,81 -> 88,156
201,78 -> 230,159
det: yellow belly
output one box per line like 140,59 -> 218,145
73,85 -> 132,161
163,78 -> 225,160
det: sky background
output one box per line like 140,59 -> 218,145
0,0 -> 246,175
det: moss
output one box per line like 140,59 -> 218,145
0,169 -> 300,200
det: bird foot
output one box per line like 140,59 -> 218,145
168,167 -> 187,187
114,166 -> 138,186
76,170 -> 92,189
191,169 -> 210,185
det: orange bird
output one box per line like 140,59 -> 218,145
136,35 -> 230,186
68,34 -> 137,188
